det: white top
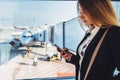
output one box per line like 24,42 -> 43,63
78,26 -> 100,80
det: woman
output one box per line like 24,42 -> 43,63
56,0 -> 120,80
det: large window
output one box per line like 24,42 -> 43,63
53,22 -> 64,49
112,1 -> 120,21
64,17 -> 86,52
0,1 -> 77,80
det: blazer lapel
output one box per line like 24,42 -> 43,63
76,32 -> 91,54
84,28 -> 107,56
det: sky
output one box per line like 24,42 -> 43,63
0,1 -> 78,27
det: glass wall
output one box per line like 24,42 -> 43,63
64,17 -> 86,52
0,41 -> 11,65
112,1 -> 120,21
53,22 -> 64,49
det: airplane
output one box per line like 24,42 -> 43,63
9,27 -> 46,49
13,26 -> 29,30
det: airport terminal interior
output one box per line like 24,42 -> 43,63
0,0 -> 120,80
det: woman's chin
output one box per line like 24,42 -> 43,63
84,23 -> 89,26
84,22 -> 91,26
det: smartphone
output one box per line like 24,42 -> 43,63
53,44 -> 66,54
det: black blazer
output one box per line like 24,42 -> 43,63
68,26 -> 120,80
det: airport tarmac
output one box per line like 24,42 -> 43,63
0,44 -> 75,80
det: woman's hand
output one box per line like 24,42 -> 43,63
56,46 -> 73,60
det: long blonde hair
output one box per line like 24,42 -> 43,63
77,0 -> 119,27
